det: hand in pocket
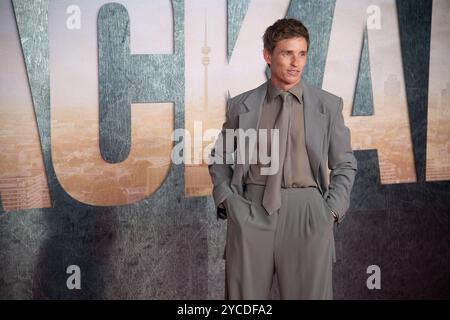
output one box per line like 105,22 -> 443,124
225,193 -> 252,225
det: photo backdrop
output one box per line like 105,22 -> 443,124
1,0 -> 449,299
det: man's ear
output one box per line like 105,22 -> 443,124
263,49 -> 272,66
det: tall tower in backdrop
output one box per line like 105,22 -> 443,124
201,12 -> 210,111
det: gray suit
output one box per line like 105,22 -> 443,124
209,80 -> 357,299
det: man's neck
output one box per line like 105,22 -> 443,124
270,78 -> 302,92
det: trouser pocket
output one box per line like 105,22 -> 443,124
313,189 -> 334,225
226,193 -> 252,226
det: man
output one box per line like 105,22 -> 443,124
208,18 -> 357,300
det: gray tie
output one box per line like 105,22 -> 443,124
262,92 -> 291,215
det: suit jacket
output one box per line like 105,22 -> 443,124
208,80 -> 357,224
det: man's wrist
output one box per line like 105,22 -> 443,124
330,209 -> 338,222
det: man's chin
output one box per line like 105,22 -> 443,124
284,77 -> 301,85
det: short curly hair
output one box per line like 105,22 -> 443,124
263,18 -> 310,53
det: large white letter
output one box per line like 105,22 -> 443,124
426,0 -> 450,182
323,0 -> 416,184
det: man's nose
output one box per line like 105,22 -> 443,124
291,55 -> 300,66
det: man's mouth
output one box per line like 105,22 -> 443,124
287,70 -> 300,76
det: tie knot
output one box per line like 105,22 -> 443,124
279,92 -> 290,104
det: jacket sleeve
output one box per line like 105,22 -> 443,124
325,97 -> 358,223
208,99 -> 237,219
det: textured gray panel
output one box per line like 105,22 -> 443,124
98,3 -> 133,163
397,0 -> 432,183
334,204 -> 450,299
98,2 -> 184,163
286,0 -> 335,87
227,0 -> 250,62
352,26 -> 374,116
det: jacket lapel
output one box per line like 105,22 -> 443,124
232,81 -> 267,187
303,82 -> 325,186
240,81 -> 268,131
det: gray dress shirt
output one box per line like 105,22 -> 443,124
245,80 -> 317,189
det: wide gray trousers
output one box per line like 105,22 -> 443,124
224,184 -> 336,300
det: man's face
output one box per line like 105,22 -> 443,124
263,36 -> 308,90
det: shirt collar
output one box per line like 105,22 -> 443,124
267,80 -> 304,103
